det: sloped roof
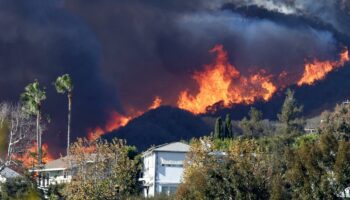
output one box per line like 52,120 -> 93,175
154,142 -> 190,152
40,154 -> 97,171
44,157 -> 69,170
143,142 -> 190,155
0,167 -> 22,179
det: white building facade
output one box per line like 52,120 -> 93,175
139,142 -> 190,197
35,156 -> 72,188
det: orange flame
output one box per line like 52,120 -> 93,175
297,48 -> 349,86
86,45 -> 349,140
15,143 -> 54,168
149,96 -> 162,110
87,96 -> 162,140
177,44 -> 277,114
87,112 -> 132,141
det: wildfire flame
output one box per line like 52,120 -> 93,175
177,44 -> 277,114
86,45 -> 349,140
149,96 -> 162,110
87,96 -> 162,140
297,48 -> 349,86
15,143 -> 54,168
87,112 -> 132,141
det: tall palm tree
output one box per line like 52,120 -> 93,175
21,80 -> 46,166
55,74 -> 73,156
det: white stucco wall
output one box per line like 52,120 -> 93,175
156,151 -> 186,184
142,153 -> 156,196
141,149 -> 188,197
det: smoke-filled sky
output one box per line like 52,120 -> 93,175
1,0 -> 350,155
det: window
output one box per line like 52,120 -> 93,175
161,185 -> 178,195
161,186 -> 168,194
161,164 -> 183,167
160,158 -> 183,167
169,186 -> 177,194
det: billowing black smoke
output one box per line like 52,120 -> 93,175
230,0 -> 350,36
0,0 -> 121,155
1,0 -> 350,154
65,0 -> 345,109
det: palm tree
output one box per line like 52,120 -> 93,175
21,80 -> 46,166
55,74 -> 73,156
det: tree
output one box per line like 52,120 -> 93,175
239,107 -> 265,137
283,133 -> 341,199
55,74 -> 74,156
47,184 -> 65,200
63,138 -> 140,200
277,89 -> 304,135
320,103 -> 350,141
334,141 -> 350,195
0,176 -> 43,200
224,114 -> 233,138
20,80 -> 46,166
0,103 -> 36,171
214,117 -> 223,139
177,137 -> 270,200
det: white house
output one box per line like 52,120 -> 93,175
34,156 -> 72,188
0,167 -> 22,183
139,142 -> 190,197
34,154 -> 101,189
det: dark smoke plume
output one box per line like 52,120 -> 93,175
65,0 -> 342,109
1,0 -> 350,154
0,0 -> 121,155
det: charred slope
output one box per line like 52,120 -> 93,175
103,106 -> 211,151
104,63 -> 350,151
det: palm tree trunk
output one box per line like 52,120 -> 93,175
67,92 -> 72,156
37,111 -> 42,166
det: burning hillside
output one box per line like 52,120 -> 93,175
298,48 -> 350,86
2,0 -> 350,157
89,44 -> 349,140
177,45 -> 277,114
87,96 -> 163,141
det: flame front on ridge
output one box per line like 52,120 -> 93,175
177,44 -> 277,114
297,48 -> 349,86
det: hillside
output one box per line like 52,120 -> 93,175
103,106 -> 211,151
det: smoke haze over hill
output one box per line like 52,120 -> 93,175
0,0 -> 350,155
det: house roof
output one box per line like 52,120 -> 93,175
143,142 -> 190,156
43,156 -> 70,171
0,167 -> 22,179
38,154 -> 98,172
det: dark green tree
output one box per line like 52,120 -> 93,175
0,177 -> 43,199
55,74 -> 74,156
277,89 -> 304,135
334,141 -> 350,195
224,114 -> 233,138
20,80 -> 46,166
214,117 -> 223,139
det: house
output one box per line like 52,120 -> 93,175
0,167 -> 22,192
0,167 -> 22,183
34,156 -> 71,188
139,142 -> 190,197
34,154 -> 99,189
